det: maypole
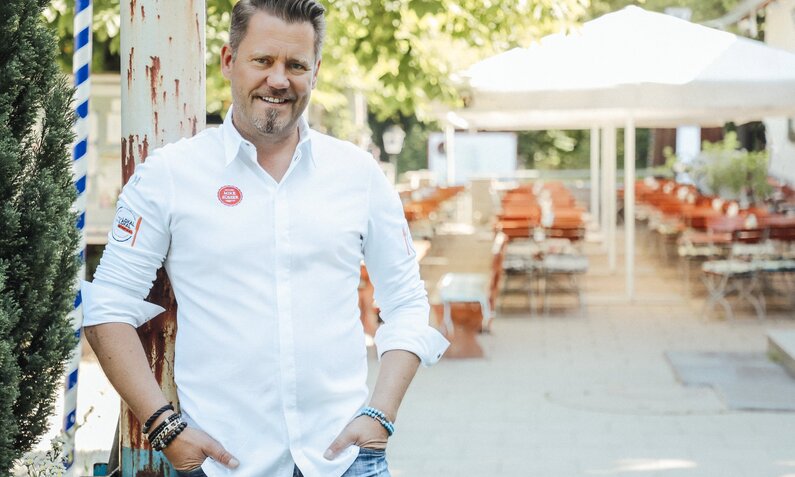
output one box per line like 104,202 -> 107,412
63,0 -> 92,474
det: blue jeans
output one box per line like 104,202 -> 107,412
175,448 -> 390,477
175,467 -> 207,477
294,448 -> 391,477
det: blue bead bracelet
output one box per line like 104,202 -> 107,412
358,406 -> 395,436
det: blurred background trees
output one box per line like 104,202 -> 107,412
44,0 -> 585,120
589,0 -> 741,22
43,0 -> 743,174
43,0 -> 585,174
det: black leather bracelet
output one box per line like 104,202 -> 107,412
152,419 -> 187,451
147,411 -> 181,443
143,403 -> 174,434
157,421 -> 188,451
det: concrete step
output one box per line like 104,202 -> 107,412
768,330 -> 795,379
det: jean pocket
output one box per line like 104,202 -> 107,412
175,466 -> 207,477
348,447 -> 390,477
357,447 -> 386,456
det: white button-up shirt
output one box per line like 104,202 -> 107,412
82,111 -> 448,477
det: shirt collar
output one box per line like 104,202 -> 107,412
222,106 -> 316,168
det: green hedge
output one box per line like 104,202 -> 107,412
0,0 -> 80,473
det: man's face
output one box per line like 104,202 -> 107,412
221,11 -> 320,143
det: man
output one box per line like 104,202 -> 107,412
81,1 -> 448,476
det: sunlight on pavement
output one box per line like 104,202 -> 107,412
586,458 -> 697,474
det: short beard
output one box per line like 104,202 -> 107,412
254,109 -> 281,135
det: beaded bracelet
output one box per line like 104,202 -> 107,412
162,421 -> 188,449
148,412 -> 186,450
150,414 -> 181,440
147,411 -> 181,443
358,406 -> 395,436
151,420 -> 187,451
143,403 -> 174,434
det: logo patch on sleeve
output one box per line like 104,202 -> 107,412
111,206 -> 141,243
217,185 -> 243,206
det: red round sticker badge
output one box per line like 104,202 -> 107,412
217,185 -> 243,206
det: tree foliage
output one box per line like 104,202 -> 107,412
43,0 -> 746,172
588,0 -> 741,22
44,0 -> 122,72
0,0 -> 79,473
45,0 -> 587,123
321,0 -> 587,122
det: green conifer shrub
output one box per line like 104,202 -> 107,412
0,0 -> 80,473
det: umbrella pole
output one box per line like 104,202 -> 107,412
624,118 -> 636,300
600,127 -> 610,253
590,127 -> 600,234
603,126 -> 618,272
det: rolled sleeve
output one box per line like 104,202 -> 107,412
362,161 -> 449,366
83,153 -> 172,329
374,319 -> 450,366
81,280 -> 165,328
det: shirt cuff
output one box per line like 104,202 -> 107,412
373,322 -> 450,366
81,280 -> 166,328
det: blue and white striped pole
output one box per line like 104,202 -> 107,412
64,0 -> 92,474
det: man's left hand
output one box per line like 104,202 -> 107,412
323,415 -> 388,460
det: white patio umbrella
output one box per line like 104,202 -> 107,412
450,6 -> 795,300
459,5 -> 795,129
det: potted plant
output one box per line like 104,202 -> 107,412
692,132 -> 771,207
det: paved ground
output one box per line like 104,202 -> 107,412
387,220 -> 795,477
31,209 -> 795,477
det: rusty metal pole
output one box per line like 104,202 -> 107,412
119,1 -> 206,476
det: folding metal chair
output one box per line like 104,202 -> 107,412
701,227 -> 769,321
541,253 -> 589,316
